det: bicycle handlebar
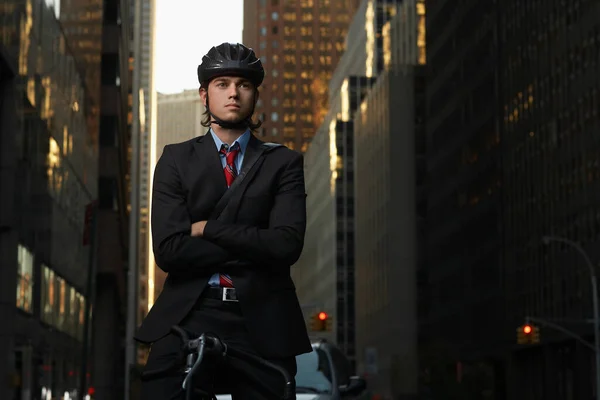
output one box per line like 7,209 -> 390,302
141,325 -> 294,400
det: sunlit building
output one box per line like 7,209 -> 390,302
135,0 -> 157,331
293,4 -> 425,396
156,89 -> 208,158
242,0 -> 361,152
352,1 -> 425,396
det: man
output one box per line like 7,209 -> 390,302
135,43 -> 312,399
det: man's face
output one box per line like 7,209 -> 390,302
199,76 -> 257,124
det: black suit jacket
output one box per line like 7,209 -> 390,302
134,132 -> 312,359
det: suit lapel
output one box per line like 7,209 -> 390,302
193,133 -> 227,194
237,134 -> 263,182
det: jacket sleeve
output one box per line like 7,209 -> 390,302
152,145 -> 233,275
203,151 -> 307,266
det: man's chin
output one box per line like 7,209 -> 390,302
213,113 -> 248,124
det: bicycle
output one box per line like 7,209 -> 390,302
141,325 -> 295,400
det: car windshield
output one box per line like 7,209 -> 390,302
295,349 -> 332,394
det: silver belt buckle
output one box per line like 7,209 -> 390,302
222,287 -> 238,302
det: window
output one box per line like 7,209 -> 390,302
272,12 -> 279,20
56,276 -> 67,331
271,98 -> 279,106
271,112 -> 279,122
16,244 -> 34,313
41,265 -> 55,325
260,27 -> 267,36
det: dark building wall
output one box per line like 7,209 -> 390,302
420,0 -> 504,395
421,0 -> 600,397
0,2 -> 97,397
500,1 -> 600,399
0,0 -> 131,398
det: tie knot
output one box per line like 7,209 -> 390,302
220,143 -> 240,155
220,143 -> 240,166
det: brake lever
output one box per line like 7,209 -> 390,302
205,335 -> 227,355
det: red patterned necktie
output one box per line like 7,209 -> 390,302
220,143 -> 240,187
218,143 -> 240,288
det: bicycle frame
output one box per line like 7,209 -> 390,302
141,326 -> 294,400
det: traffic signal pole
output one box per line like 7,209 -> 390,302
524,316 -> 595,351
541,236 -> 600,399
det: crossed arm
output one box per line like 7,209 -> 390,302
152,146 -> 307,276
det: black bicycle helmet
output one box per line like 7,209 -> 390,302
197,43 -> 264,87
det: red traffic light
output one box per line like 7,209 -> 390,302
523,324 -> 532,334
318,312 -> 328,321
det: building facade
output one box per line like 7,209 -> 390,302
422,0 -> 600,398
293,5 -> 425,396
352,1 -> 425,397
0,0 -> 132,399
292,0 -> 402,371
242,0 -> 361,152
156,89 -> 208,156
1,1 -> 98,399
499,1 -> 600,398
135,0 -> 156,327
419,0 -> 504,396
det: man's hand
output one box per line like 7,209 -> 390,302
191,221 -> 208,237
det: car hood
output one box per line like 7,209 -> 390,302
217,395 -> 331,400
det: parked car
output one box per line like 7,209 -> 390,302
217,339 -> 367,399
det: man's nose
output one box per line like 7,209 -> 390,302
228,83 -> 239,97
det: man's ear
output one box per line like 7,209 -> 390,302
254,89 -> 260,105
199,87 -> 207,107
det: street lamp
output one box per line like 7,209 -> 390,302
542,235 -> 600,398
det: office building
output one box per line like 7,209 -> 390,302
293,4 -> 422,394
0,0 -> 132,398
499,1 -> 600,398
156,89 -> 208,156
352,2 -> 425,396
135,0 -> 157,326
242,0 -> 361,152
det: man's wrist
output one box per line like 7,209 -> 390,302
191,221 -> 208,237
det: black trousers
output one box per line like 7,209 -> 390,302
140,295 -> 297,400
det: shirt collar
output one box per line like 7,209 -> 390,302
210,128 -> 251,154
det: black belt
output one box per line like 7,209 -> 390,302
201,286 -> 239,302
